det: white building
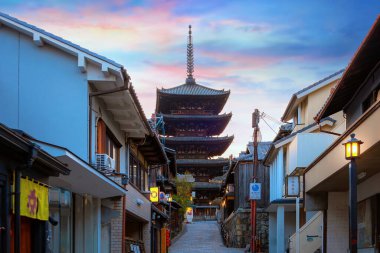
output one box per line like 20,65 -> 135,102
264,70 -> 345,253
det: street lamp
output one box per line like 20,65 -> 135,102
343,133 -> 363,253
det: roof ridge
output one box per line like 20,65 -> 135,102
295,69 -> 345,96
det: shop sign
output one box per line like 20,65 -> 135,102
159,191 -> 167,201
20,177 -> 49,221
249,182 -> 261,200
150,187 -> 159,202
286,176 -> 300,197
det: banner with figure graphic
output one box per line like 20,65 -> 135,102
20,177 -> 49,221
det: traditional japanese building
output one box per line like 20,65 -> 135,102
155,26 -> 233,219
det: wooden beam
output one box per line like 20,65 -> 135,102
102,64 -> 110,76
78,54 -> 87,73
33,33 -> 44,46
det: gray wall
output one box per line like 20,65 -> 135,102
234,161 -> 268,210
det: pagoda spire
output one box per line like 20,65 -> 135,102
186,25 -> 195,84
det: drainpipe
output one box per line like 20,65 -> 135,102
14,144 -> 38,253
88,69 -> 130,164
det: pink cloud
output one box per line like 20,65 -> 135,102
10,2 -> 197,52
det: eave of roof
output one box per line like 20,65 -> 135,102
159,112 -> 232,120
0,124 -> 70,176
177,158 -> 229,166
281,69 -> 345,122
263,118 -> 335,165
164,135 -> 234,143
316,16 -> 380,121
273,117 -> 336,148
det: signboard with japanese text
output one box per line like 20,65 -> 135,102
249,183 -> 261,200
150,187 -> 159,202
19,177 -> 49,221
286,176 -> 300,197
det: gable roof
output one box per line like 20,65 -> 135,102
281,69 -> 345,122
242,141 -> 272,161
316,16 -> 380,121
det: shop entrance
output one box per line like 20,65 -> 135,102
0,174 -> 7,252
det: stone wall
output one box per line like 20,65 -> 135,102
222,208 -> 268,252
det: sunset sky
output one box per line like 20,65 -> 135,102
1,1 -> 379,157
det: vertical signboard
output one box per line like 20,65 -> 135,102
150,187 -> 159,202
286,176 -> 300,197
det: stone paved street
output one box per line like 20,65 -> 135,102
169,221 -> 245,253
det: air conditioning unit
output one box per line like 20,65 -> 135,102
96,154 -> 116,171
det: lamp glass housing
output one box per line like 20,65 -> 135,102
344,133 -> 362,160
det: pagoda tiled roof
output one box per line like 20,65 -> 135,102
158,82 -> 230,96
159,113 -> 232,120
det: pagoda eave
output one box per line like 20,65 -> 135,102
158,113 -> 232,136
177,158 -> 229,167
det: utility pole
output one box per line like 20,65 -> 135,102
251,109 -> 260,253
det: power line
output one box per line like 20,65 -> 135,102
261,117 -> 278,135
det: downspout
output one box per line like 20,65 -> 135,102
14,144 -> 38,253
88,68 -> 130,164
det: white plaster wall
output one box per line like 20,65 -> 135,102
269,213 -> 277,253
327,192 -> 348,253
288,133 -> 336,174
284,212 -> 296,252
269,148 -> 284,202
0,26 -> 89,160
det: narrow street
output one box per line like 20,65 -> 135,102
169,221 -> 245,253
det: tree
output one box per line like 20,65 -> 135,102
172,173 -> 193,217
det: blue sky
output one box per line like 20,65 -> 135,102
1,0 -> 379,156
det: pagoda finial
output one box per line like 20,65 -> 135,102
186,25 -> 195,84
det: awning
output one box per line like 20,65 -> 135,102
34,142 -> 127,198
152,204 -> 169,220
265,198 -> 303,213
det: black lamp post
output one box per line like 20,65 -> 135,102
343,133 -> 363,253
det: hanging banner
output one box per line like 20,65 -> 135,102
150,187 -> 159,202
20,178 -> 49,221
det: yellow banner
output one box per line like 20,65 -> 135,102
150,187 -> 159,203
20,178 -> 49,221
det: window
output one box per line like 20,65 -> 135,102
362,86 -> 380,113
97,119 -> 121,172
357,196 -> 377,249
129,153 -> 148,191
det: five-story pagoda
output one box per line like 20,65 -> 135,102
155,26 -> 233,219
